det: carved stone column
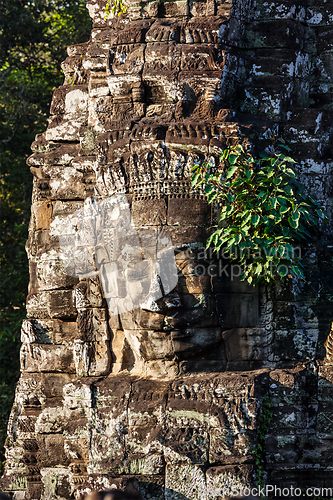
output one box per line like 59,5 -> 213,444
2,0 -> 333,498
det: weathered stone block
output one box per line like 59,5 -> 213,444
26,291 -> 49,318
73,339 -> 111,376
30,202 -> 53,231
95,377 -> 132,410
77,308 -> 110,341
47,290 -> 77,319
125,329 -> 174,361
126,424 -> 166,459
216,293 -> 259,328
35,406 -> 86,434
37,435 -> 68,467
318,366 -> 333,402
132,198 -> 167,226
20,344 -> 76,374
21,319 -> 52,345
265,434 -> 298,464
171,327 -> 222,355
206,465 -> 255,499
222,328 -> 271,364
51,86 -> 89,117
63,380 -> 94,409
209,426 -> 254,464
167,198 -> 210,227
163,425 -> 209,464
121,454 -> 165,475
129,379 -> 169,423
138,475 -> 165,500
165,463 -> 206,500
88,407 -> 127,473
316,403 -> 333,439
52,320 -> 79,345
120,309 -> 165,331
25,482 -> 43,500
36,256 -> 78,291
28,144 -> 80,168
45,116 -> 85,142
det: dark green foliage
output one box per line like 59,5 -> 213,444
253,395 -> 273,492
0,0 -> 91,472
191,141 -> 327,285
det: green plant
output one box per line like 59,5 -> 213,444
105,0 -> 127,17
191,141 -> 327,285
253,395 -> 273,492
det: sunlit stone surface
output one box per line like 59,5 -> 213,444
2,0 -> 333,498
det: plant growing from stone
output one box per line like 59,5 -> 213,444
191,141 -> 327,285
105,0 -> 127,17
253,394 -> 273,491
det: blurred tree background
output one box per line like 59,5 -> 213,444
0,0 -> 91,471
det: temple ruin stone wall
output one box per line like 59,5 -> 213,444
2,0 -> 333,498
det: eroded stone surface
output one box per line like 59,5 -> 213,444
3,0 -> 333,497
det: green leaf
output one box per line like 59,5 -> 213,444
226,193 -> 236,203
229,153 -> 239,165
282,226 -> 291,237
208,192 -> 218,203
257,191 -> 268,202
242,212 -> 251,225
226,165 -> 238,179
280,205 -> 290,215
206,233 -> 215,248
285,243 -> 293,256
291,265 -> 304,279
225,205 -> 234,216
251,214 -> 260,227
269,197 -> 277,209
191,172 -> 200,186
288,216 -> 299,229
226,237 -> 236,248
278,265 -> 289,277
235,144 -> 245,154
283,156 -> 296,163
316,208 -> 327,219
204,184 -> 214,195
279,144 -> 291,152
286,168 -> 297,177
277,196 -> 287,205
291,210 -> 300,221
284,185 -> 294,196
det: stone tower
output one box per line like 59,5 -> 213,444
2,0 -> 333,498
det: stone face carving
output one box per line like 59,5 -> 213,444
2,0 -> 333,498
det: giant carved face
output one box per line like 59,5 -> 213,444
27,0 -> 261,380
